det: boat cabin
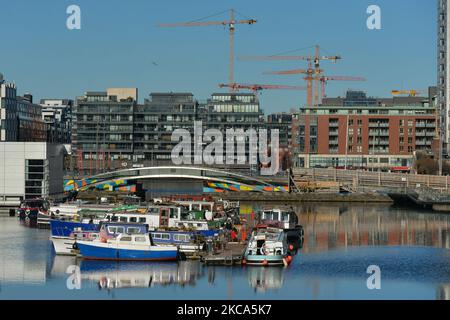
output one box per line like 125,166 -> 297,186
258,208 -> 299,230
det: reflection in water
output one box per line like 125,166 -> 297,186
49,255 -> 204,290
247,267 -> 283,293
241,202 -> 450,253
3,202 -> 450,299
0,218 -> 49,285
80,260 -> 203,290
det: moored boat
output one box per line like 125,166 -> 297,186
243,225 -> 292,266
77,233 -> 179,261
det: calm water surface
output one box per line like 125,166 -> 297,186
1,202 -> 450,300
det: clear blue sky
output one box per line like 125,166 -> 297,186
0,0 -> 436,113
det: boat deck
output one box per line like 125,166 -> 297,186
201,242 -> 246,266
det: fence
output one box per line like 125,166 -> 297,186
293,168 -> 450,193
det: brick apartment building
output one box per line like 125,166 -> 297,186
292,90 -> 439,171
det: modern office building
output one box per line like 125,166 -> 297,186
73,88 -> 137,174
205,93 -> 264,166
293,92 -> 438,170
0,74 -> 67,208
0,74 -> 47,142
135,92 -> 201,163
0,143 -> 65,207
438,0 -> 450,154
40,99 -> 73,144
72,90 -> 265,173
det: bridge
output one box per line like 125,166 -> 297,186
65,166 -> 289,196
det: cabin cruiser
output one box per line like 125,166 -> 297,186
243,225 -> 292,266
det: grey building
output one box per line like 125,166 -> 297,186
40,99 -> 73,144
73,88 -> 137,174
135,92 -> 201,164
439,0 -> 450,154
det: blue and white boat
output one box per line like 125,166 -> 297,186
243,226 -> 292,266
51,222 -> 149,256
76,233 -> 179,261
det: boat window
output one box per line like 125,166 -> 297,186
127,227 -> 141,234
120,236 -> 132,242
174,234 -> 188,242
119,217 -> 128,223
188,223 -> 194,227
170,208 -> 178,218
282,212 -> 290,222
197,223 -> 202,227
149,207 -> 159,214
178,223 -> 184,228
134,236 -> 146,243
153,233 -> 162,239
273,212 -> 279,221
108,226 -> 125,234
139,218 -> 146,223
263,211 -> 273,220
162,234 -> 170,240
129,217 -> 137,223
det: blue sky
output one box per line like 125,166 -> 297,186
0,0 -> 437,113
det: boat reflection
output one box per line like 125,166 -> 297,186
79,260 -> 203,290
247,267 -> 284,292
242,202 -> 450,253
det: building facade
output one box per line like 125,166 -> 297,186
294,98 -> 438,170
0,143 -> 65,207
438,0 -> 449,154
73,88 -> 137,174
40,99 -> 73,144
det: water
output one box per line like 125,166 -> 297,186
1,203 -> 450,300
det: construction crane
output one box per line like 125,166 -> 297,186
320,76 -> 366,100
158,9 -> 257,92
391,89 -> 425,97
218,83 -> 307,93
239,45 -> 341,106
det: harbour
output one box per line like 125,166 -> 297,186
2,201 -> 450,300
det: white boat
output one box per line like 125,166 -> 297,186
51,230 -> 100,255
243,226 -> 292,266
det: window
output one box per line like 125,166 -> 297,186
127,227 -> 141,234
120,217 -> 127,223
134,236 -> 147,243
108,226 -> 125,234
153,233 -> 162,239
139,218 -> 146,223
120,236 -> 132,242
129,217 -> 137,223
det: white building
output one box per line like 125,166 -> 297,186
438,0 -> 450,153
0,142 -> 65,207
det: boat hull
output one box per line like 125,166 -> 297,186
50,237 -> 77,256
77,242 -> 178,261
244,254 -> 286,266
